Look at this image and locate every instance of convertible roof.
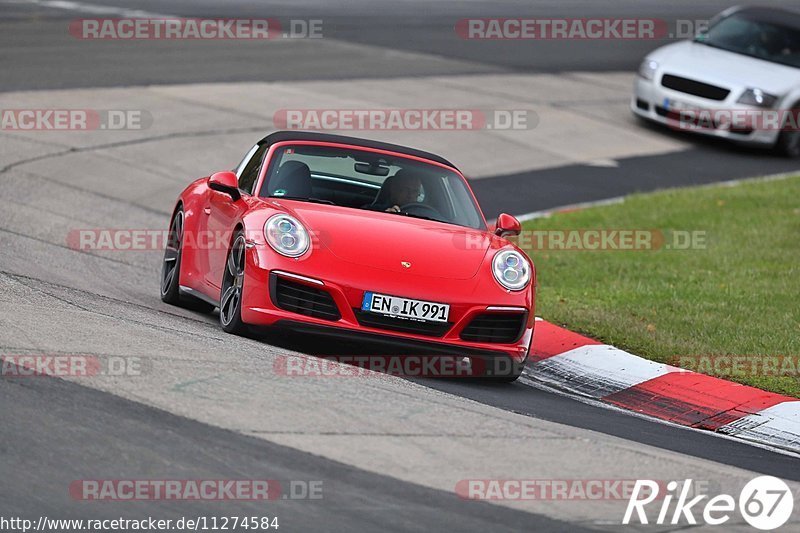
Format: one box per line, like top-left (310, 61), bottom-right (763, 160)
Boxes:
top-left (258, 131), bottom-right (457, 169)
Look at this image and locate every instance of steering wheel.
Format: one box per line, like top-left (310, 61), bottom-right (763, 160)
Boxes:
top-left (399, 202), bottom-right (444, 220)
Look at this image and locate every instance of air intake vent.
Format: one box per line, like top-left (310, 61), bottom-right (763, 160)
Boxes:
top-left (661, 74), bottom-right (730, 101)
top-left (460, 313), bottom-right (527, 343)
top-left (270, 274), bottom-right (340, 321)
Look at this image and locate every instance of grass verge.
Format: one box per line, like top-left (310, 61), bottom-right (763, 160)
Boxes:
top-left (522, 175), bottom-right (800, 397)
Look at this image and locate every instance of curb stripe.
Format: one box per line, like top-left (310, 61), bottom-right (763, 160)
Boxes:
top-left (534, 344), bottom-right (674, 398)
top-left (529, 320), bottom-right (600, 361)
top-left (603, 372), bottom-right (794, 430)
top-left (530, 320), bottom-right (800, 453)
top-left (717, 401), bottom-right (800, 450)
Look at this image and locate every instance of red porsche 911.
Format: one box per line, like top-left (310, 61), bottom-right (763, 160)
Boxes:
top-left (160, 132), bottom-right (535, 381)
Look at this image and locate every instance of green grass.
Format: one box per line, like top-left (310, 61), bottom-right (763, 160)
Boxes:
top-left (522, 175), bottom-right (800, 397)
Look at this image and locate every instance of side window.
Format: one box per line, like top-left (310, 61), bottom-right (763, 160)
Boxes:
top-left (236, 144), bottom-right (268, 194)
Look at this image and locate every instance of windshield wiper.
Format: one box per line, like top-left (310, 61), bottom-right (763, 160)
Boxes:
top-left (270, 196), bottom-right (336, 205)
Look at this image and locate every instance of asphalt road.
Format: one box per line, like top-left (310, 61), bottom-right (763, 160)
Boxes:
top-left (0, 0), bottom-right (797, 90)
top-left (0, 370), bottom-right (580, 532)
top-left (3, 0), bottom-right (798, 210)
top-left (282, 332), bottom-right (800, 481)
top-left (473, 138), bottom-right (800, 219)
top-left (2, 1), bottom-right (799, 531)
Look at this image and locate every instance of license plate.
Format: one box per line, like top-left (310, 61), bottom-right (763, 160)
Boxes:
top-left (663, 98), bottom-right (696, 112)
top-left (361, 292), bottom-right (450, 323)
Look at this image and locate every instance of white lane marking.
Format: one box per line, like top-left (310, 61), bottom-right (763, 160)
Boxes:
top-left (14, 0), bottom-right (174, 18)
top-left (718, 401), bottom-right (800, 451)
top-left (531, 344), bottom-right (675, 398)
top-left (585, 158), bottom-right (619, 168)
top-left (516, 196), bottom-right (625, 223)
top-left (518, 373), bottom-right (800, 459)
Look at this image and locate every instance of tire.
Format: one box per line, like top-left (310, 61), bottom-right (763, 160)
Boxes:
top-left (776, 130), bottom-right (800, 158)
top-left (219, 231), bottom-right (249, 335)
top-left (776, 106), bottom-right (800, 158)
top-left (160, 207), bottom-right (216, 313)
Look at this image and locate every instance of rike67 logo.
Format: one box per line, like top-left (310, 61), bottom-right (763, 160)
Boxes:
top-left (623, 476), bottom-right (794, 530)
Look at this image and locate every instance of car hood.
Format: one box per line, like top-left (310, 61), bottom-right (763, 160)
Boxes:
top-left (650, 40), bottom-right (800, 95)
top-left (280, 201), bottom-right (492, 280)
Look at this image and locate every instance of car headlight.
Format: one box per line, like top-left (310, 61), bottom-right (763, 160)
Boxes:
top-left (264, 214), bottom-right (310, 257)
top-left (637, 59), bottom-right (659, 80)
top-left (737, 88), bottom-right (778, 108)
top-left (492, 250), bottom-right (531, 291)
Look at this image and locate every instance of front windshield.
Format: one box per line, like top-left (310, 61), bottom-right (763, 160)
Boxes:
top-left (258, 144), bottom-right (486, 230)
top-left (697, 12), bottom-right (800, 68)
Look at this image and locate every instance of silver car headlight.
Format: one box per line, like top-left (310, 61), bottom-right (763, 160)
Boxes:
top-left (492, 250), bottom-right (531, 291)
top-left (637, 59), bottom-right (659, 80)
top-left (264, 214), bottom-right (310, 257)
top-left (737, 88), bottom-right (778, 108)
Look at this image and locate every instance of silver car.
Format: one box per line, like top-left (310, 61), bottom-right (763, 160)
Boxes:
top-left (632, 6), bottom-right (800, 156)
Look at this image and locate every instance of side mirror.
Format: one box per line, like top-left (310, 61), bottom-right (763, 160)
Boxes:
top-left (208, 171), bottom-right (241, 201)
top-left (495, 213), bottom-right (521, 237)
